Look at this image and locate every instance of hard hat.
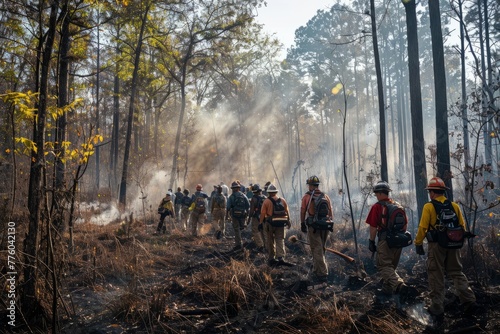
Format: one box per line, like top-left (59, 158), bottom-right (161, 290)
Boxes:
top-left (251, 184), bottom-right (261, 192)
top-left (425, 177), bottom-right (448, 190)
top-left (373, 181), bottom-right (392, 193)
top-left (196, 184), bottom-right (202, 191)
top-left (230, 181), bottom-right (240, 188)
top-left (267, 184), bottom-right (278, 193)
top-left (306, 175), bottom-right (320, 185)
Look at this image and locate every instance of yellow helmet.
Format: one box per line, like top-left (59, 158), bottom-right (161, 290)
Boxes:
top-left (306, 175), bottom-right (320, 186)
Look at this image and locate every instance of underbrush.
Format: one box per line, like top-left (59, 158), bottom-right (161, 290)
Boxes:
top-left (3, 213), bottom-right (500, 333)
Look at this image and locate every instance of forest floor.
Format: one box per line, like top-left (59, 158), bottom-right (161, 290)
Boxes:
top-left (6, 218), bottom-right (500, 333)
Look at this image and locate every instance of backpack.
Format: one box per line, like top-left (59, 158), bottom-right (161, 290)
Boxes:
top-left (305, 191), bottom-right (334, 232)
top-left (194, 195), bottom-right (206, 214)
top-left (268, 197), bottom-right (288, 227)
top-left (428, 200), bottom-right (464, 249)
top-left (231, 193), bottom-right (247, 218)
top-left (181, 196), bottom-right (192, 207)
top-left (213, 193), bottom-right (225, 209)
top-left (378, 201), bottom-right (412, 248)
top-left (252, 195), bottom-right (266, 219)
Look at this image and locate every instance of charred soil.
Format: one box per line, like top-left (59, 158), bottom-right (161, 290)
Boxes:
top-left (4, 220), bottom-right (499, 334)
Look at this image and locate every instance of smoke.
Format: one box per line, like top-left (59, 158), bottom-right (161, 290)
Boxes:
top-left (74, 201), bottom-right (121, 226)
top-left (79, 71), bottom-right (417, 224)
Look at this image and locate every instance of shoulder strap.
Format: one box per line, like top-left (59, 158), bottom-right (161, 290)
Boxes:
top-left (305, 190), bottom-right (317, 217)
top-left (376, 200), bottom-right (390, 229)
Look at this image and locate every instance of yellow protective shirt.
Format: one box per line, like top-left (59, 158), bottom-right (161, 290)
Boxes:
top-left (159, 199), bottom-right (174, 213)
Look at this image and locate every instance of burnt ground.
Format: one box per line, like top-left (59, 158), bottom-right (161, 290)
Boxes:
top-left (7, 220), bottom-right (499, 333)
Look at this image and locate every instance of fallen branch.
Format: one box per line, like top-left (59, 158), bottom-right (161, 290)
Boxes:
top-left (288, 235), bottom-right (355, 264)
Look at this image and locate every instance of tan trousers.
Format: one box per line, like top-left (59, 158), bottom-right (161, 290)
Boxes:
top-left (180, 207), bottom-right (190, 230)
top-left (376, 239), bottom-right (404, 294)
top-left (265, 223), bottom-right (285, 260)
top-left (250, 216), bottom-right (265, 248)
top-left (427, 242), bottom-right (476, 313)
top-left (307, 229), bottom-right (329, 277)
top-left (231, 216), bottom-right (245, 247)
top-left (211, 208), bottom-right (226, 234)
top-left (190, 211), bottom-right (205, 236)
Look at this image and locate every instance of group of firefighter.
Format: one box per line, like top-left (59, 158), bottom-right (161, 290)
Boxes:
top-left (156, 175), bottom-right (478, 318)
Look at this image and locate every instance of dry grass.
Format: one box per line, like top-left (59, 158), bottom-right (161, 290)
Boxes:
top-left (353, 310), bottom-right (415, 334)
top-left (181, 258), bottom-right (273, 310)
top-left (278, 293), bottom-right (355, 333)
top-left (56, 215), bottom-right (500, 333)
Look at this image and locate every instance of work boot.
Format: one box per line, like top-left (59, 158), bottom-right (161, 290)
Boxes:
top-left (462, 301), bottom-right (478, 315)
top-left (427, 303), bottom-right (444, 317)
top-left (268, 258), bottom-right (279, 267)
top-left (396, 283), bottom-right (418, 303)
top-left (277, 258), bottom-right (295, 267)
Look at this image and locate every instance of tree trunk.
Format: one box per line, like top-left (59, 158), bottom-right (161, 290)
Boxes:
top-left (482, 0), bottom-right (495, 186)
top-left (110, 28), bottom-right (121, 193)
top-left (53, 0), bottom-right (69, 232)
top-left (429, 0), bottom-right (453, 199)
top-left (95, 8), bottom-right (101, 191)
top-left (370, 0), bottom-right (388, 182)
top-left (477, 0), bottom-right (489, 174)
top-left (119, 5), bottom-right (150, 206)
top-left (403, 0), bottom-right (428, 220)
top-left (169, 36), bottom-right (194, 190)
top-left (458, 0), bottom-right (471, 204)
top-left (23, 0), bottom-right (59, 321)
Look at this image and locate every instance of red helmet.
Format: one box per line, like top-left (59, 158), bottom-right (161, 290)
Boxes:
top-left (425, 177), bottom-right (448, 190)
top-left (196, 184), bottom-right (202, 191)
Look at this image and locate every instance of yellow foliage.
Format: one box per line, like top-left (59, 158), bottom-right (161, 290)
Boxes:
top-left (331, 83), bottom-right (343, 95)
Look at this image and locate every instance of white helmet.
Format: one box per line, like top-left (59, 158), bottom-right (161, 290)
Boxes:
top-left (267, 184), bottom-right (278, 193)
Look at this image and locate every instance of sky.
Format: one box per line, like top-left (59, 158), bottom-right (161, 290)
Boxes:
top-left (254, 0), bottom-right (335, 57)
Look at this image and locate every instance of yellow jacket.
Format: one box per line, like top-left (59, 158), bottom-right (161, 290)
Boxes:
top-left (159, 198), bottom-right (174, 214)
top-left (414, 195), bottom-right (466, 245)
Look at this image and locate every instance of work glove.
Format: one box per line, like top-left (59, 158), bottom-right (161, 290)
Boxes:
top-left (415, 244), bottom-right (425, 255)
top-left (368, 239), bottom-right (377, 253)
top-left (464, 231), bottom-right (476, 239)
top-left (286, 219), bottom-right (291, 229)
top-left (258, 223), bottom-right (263, 232)
top-left (300, 222), bottom-right (308, 233)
